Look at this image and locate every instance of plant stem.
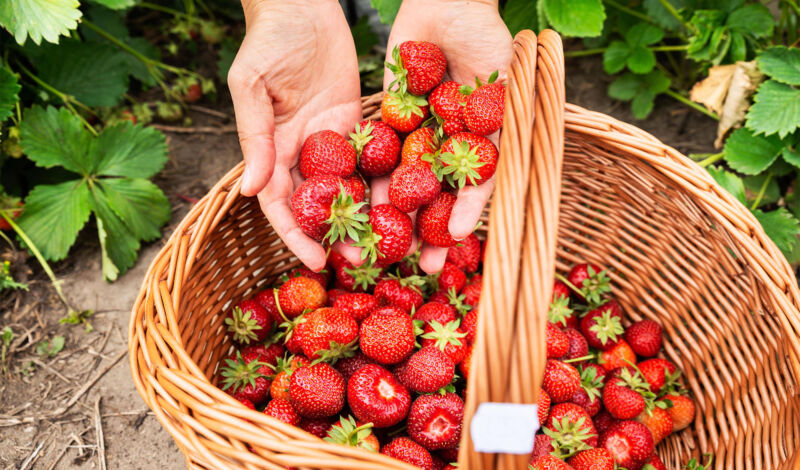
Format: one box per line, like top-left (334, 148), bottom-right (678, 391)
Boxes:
top-left (565, 44), bottom-right (688, 58)
top-left (751, 173), bottom-right (773, 210)
top-left (603, 0), bottom-right (653, 22)
top-left (786, 0), bottom-right (800, 17)
top-left (136, 1), bottom-right (188, 18)
top-left (697, 152), bottom-right (724, 167)
top-left (659, 0), bottom-right (695, 32)
top-left (664, 89), bottom-right (719, 120)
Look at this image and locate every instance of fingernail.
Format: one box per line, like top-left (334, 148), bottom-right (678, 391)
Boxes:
top-left (241, 166), bottom-right (251, 192)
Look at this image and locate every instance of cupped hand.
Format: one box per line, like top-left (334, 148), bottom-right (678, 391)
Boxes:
top-left (228, 0), bottom-right (363, 271)
top-left (380, 0), bottom-right (513, 273)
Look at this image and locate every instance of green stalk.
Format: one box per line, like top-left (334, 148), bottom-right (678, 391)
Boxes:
top-left (659, 0), bottom-right (695, 32)
top-left (603, 0), bottom-right (653, 22)
top-left (786, 0), bottom-right (800, 17)
top-left (697, 153), bottom-right (723, 167)
top-left (664, 89), bottom-right (719, 120)
top-left (750, 173), bottom-right (772, 210)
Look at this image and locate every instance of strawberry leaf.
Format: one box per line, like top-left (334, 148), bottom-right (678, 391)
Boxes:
top-left (0, 0), bottom-right (82, 45)
top-left (723, 128), bottom-right (782, 175)
top-left (642, 0), bottom-right (685, 31)
top-left (93, 121), bottom-right (168, 178)
top-left (19, 105), bottom-right (93, 174)
top-left (756, 46), bottom-right (800, 86)
top-left (706, 166), bottom-right (746, 205)
top-left (542, 0), bottom-right (605, 38)
top-left (96, 178), bottom-right (170, 242)
top-left (502, 0), bottom-right (538, 37)
top-left (752, 208), bottom-right (800, 258)
top-left (746, 80), bottom-right (800, 139)
top-left (0, 67), bottom-right (20, 123)
top-left (370, 0), bottom-right (401, 25)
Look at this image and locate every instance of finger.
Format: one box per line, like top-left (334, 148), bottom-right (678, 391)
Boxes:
top-left (419, 245), bottom-right (448, 274)
top-left (333, 240), bottom-right (366, 267)
top-left (256, 164), bottom-right (327, 272)
top-left (370, 176), bottom-right (391, 206)
top-left (406, 231), bottom-right (420, 257)
top-left (449, 178), bottom-right (495, 239)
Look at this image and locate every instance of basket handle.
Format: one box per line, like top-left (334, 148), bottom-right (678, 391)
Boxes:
top-left (458, 30), bottom-right (565, 470)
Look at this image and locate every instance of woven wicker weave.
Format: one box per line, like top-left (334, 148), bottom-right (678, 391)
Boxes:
top-left (130, 30), bottom-right (800, 470)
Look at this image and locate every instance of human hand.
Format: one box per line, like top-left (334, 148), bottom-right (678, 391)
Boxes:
top-left (379, 0), bottom-right (513, 273)
top-left (228, 0), bottom-right (363, 271)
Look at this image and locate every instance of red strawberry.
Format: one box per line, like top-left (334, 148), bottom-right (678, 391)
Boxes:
top-left (663, 394), bottom-right (695, 431)
top-left (381, 436), bottom-right (434, 469)
top-left (553, 281), bottom-right (571, 302)
top-left (542, 360), bottom-right (581, 403)
top-left (184, 83), bottom-right (202, 103)
top-left (299, 130), bottom-right (356, 179)
top-left (437, 133), bottom-right (498, 188)
top-left (599, 339), bottom-right (637, 371)
top-left (389, 163), bottom-right (441, 213)
top-left (445, 233), bottom-right (481, 273)
top-left (538, 389), bottom-right (551, 425)
top-left (264, 398), bottom-right (301, 425)
top-left (413, 302), bottom-right (457, 326)
top-left (299, 307), bottom-right (358, 361)
top-left (459, 344), bottom-right (472, 379)
top-left (381, 90), bottom-right (429, 133)
top-left (594, 409), bottom-right (618, 435)
top-left (401, 127), bottom-right (440, 166)
top-left (396, 346), bottom-right (455, 393)
top-left (461, 283), bottom-right (481, 309)
top-left (289, 362), bottom-right (345, 418)
top-left (435, 262), bottom-right (467, 294)
top-left (625, 320), bottom-right (663, 358)
top-left (286, 266), bottom-right (330, 288)
top-left (342, 175), bottom-right (366, 201)
top-left (300, 417), bottom-right (336, 438)
top-left (387, 41), bottom-right (446, 96)
top-left (566, 263), bottom-right (611, 306)
top-left (374, 276), bottom-right (425, 313)
top-left (636, 406), bottom-right (673, 444)
top-left (545, 403), bottom-right (599, 448)
top-left (225, 299), bottom-right (273, 345)
top-left (334, 351), bottom-right (376, 382)
top-left (252, 289), bottom-right (283, 324)
top-left (349, 120), bottom-right (400, 177)
top-left (220, 351), bottom-right (271, 405)
top-left (356, 204), bottom-right (413, 266)
top-left (567, 448), bottom-right (615, 470)
top-left (572, 365), bottom-right (604, 416)
top-left (561, 327), bottom-right (589, 364)
top-left (463, 77), bottom-right (505, 136)
top-left (548, 293), bottom-right (577, 329)
top-left (324, 415), bottom-right (380, 452)
top-left (282, 315), bottom-right (307, 355)
top-left (603, 367), bottom-right (652, 420)
top-left (347, 364), bottom-right (411, 428)
top-left (638, 358), bottom-right (680, 394)
top-left (238, 398), bottom-right (256, 410)
top-left (599, 420), bottom-right (655, 470)
top-left (326, 288), bottom-right (347, 305)
top-left (277, 276), bottom-right (328, 319)
top-left (429, 81), bottom-right (467, 136)
top-left (290, 175), bottom-right (367, 242)
top-left (241, 342), bottom-right (284, 370)
top-left (333, 292), bottom-right (378, 322)
top-left (529, 455), bottom-right (574, 470)
top-left (437, 447), bottom-right (459, 463)
top-left (571, 388), bottom-right (601, 417)
top-left (269, 355), bottom-right (309, 400)
top-left (329, 251), bottom-right (382, 292)
top-left (580, 301), bottom-right (624, 351)
top-left (420, 320), bottom-right (469, 364)
top-left (643, 454), bottom-right (668, 470)
top-left (359, 307), bottom-right (416, 364)
top-left (418, 192), bottom-right (457, 247)
top-left (546, 323), bottom-right (570, 359)
top-left (408, 392), bottom-right (464, 450)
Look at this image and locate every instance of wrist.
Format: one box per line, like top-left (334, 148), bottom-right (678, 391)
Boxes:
top-left (241, 0), bottom-right (340, 22)
top-left (402, 0), bottom-right (499, 7)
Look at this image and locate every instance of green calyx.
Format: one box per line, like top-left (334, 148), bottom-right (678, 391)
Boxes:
top-left (542, 416), bottom-right (596, 459)
top-left (224, 306), bottom-right (262, 344)
top-left (581, 266), bottom-right (612, 307)
top-left (401, 250), bottom-right (421, 275)
top-left (447, 287), bottom-right (473, 316)
top-left (413, 319), bottom-right (426, 348)
top-left (548, 295), bottom-right (574, 327)
top-left (353, 224), bottom-right (384, 265)
top-left (421, 320), bottom-right (467, 352)
top-left (458, 70), bottom-right (499, 97)
top-left (661, 367), bottom-right (685, 397)
top-left (312, 338), bottom-right (359, 366)
top-left (344, 261), bottom-right (382, 291)
top-left (276, 311), bottom-right (307, 346)
top-left (267, 353), bottom-right (296, 379)
top-left (616, 365), bottom-right (660, 414)
top-left (385, 45), bottom-right (408, 94)
top-left (588, 310), bottom-right (624, 345)
top-left (324, 415), bottom-right (377, 452)
top-left (385, 90), bottom-right (428, 119)
top-left (348, 121), bottom-right (375, 157)
top-left (438, 139), bottom-right (487, 188)
top-left (324, 184), bottom-right (369, 245)
top-left (683, 454), bottom-right (714, 470)
top-left (578, 365), bottom-right (604, 402)
top-left (220, 351), bottom-right (267, 393)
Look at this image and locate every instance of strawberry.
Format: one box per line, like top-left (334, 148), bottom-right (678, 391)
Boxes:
top-left (435, 262), bottom-right (467, 294)
top-left (599, 420), bottom-right (655, 470)
top-left (408, 392), bottom-right (464, 450)
top-left (603, 367), bottom-right (655, 420)
top-left (281, 313), bottom-right (307, 355)
top-left (220, 351), bottom-right (271, 405)
top-left (347, 363), bottom-right (411, 428)
top-left (374, 276), bottom-right (425, 313)
top-left (225, 299), bottom-right (273, 345)
top-left (529, 455), bottom-right (574, 470)
top-left (381, 90), bottom-right (429, 133)
top-left (359, 307), bottom-right (416, 364)
top-left (300, 417), bottom-right (336, 438)
top-left (349, 120), bottom-right (400, 177)
top-left (342, 175), bottom-right (366, 201)
top-left (420, 320), bottom-right (469, 364)
top-left (638, 358), bottom-right (680, 394)
top-left (326, 288), bottom-right (347, 305)
top-left (580, 301), bottom-right (624, 350)
top-left (593, 409), bottom-right (618, 435)
top-left (289, 362), bottom-right (345, 418)
top-left (333, 292), bottom-right (378, 322)
top-left (543, 360), bottom-right (581, 403)
top-left (546, 323), bottom-right (570, 359)
top-left (397, 346), bottom-right (455, 393)
top-left (329, 252), bottom-right (382, 292)
top-left (445, 233), bottom-right (481, 273)
top-left (299, 307), bottom-right (358, 361)
top-left (241, 342), bottom-right (284, 370)
top-left (0, 197), bottom-right (22, 231)
top-left (238, 398), bottom-right (256, 410)
top-left (561, 327), bottom-right (589, 364)
top-left (418, 192), bottom-right (458, 247)
top-left (269, 355), bottom-right (309, 400)
top-left (545, 403), bottom-right (599, 449)
top-left (437, 448), bottom-right (459, 463)
top-left (334, 351), bottom-right (375, 381)
top-left (599, 339), bottom-right (637, 371)
top-left (324, 415), bottom-right (380, 452)
top-left (381, 436), bottom-right (434, 469)
top-left (355, 204), bottom-right (413, 266)
top-left (290, 175), bottom-right (367, 242)
top-left (413, 302), bottom-right (457, 326)
top-left (549, 294), bottom-right (577, 330)
top-left (184, 83), bottom-right (202, 103)
top-left (566, 264), bottom-right (611, 306)
top-left (461, 282), bottom-right (481, 309)
top-left (553, 281), bottom-right (571, 302)
top-left (277, 276), bottom-right (327, 319)
top-left (460, 309), bottom-right (478, 345)
top-left (538, 389), bottom-right (552, 425)
top-left (636, 406), bottom-right (673, 444)
top-left (389, 163), bottom-right (441, 213)
top-left (286, 266), bottom-right (330, 288)
top-left (662, 394), bottom-right (695, 431)
top-left (625, 320), bottom-right (663, 358)
top-left (643, 454), bottom-right (668, 470)
top-left (462, 75), bottom-right (505, 136)
top-left (386, 41), bottom-right (446, 96)
top-left (572, 365), bottom-right (604, 416)
top-left (298, 130), bottom-right (357, 179)
top-left (459, 344), bottom-right (472, 379)
top-left (429, 81), bottom-right (467, 136)
top-left (402, 127), bottom-right (440, 167)
top-left (567, 448), bottom-right (615, 470)
top-left (437, 132), bottom-right (498, 188)
top-left (264, 397), bottom-right (301, 425)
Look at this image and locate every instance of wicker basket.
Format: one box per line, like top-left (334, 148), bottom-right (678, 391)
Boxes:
top-left (130, 30), bottom-right (800, 470)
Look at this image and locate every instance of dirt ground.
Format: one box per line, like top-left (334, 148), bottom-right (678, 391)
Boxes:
top-left (0, 56), bottom-right (717, 470)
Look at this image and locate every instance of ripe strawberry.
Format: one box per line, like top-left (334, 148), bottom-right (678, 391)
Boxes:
top-left (566, 264), bottom-right (611, 306)
top-left (603, 367), bottom-right (653, 420)
top-left (401, 127), bottom-right (440, 166)
top-left (643, 454), bottom-right (668, 470)
top-left (549, 294), bottom-right (577, 330)
top-left (538, 389), bottom-right (552, 426)
top-left (572, 365), bottom-right (604, 416)
top-left (329, 251), bottom-right (382, 292)
top-left (381, 436), bottom-right (434, 469)
top-left (461, 282), bottom-right (481, 309)
top-left (300, 417), bottom-right (336, 438)
top-left (568, 448), bottom-right (615, 470)
top-left (281, 314), bottom-right (307, 355)
top-left (334, 351), bottom-right (375, 381)
top-left (445, 233), bottom-right (481, 273)
top-left (299, 307), bottom-right (358, 361)
top-left (225, 299), bottom-right (273, 345)
top-left (600, 339), bottom-right (637, 372)
top-left (594, 409), bottom-right (618, 435)
top-left (374, 276), bottom-right (425, 313)
top-left (386, 41), bottom-right (446, 96)
top-left (342, 175), bottom-right (367, 201)
top-left (238, 398), bottom-right (256, 410)
top-left (333, 292), bottom-right (378, 322)
top-left (397, 346), bottom-right (455, 393)
top-left (264, 398), bottom-right (301, 425)
top-left (553, 281), bottom-right (571, 302)
top-left (324, 415), bottom-right (380, 452)
top-left (269, 355), bottom-right (309, 400)
top-left (418, 192), bottom-right (458, 247)
top-left (529, 432), bottom-right (556, 460)
top-left (289, 362), bottom-right (345, 418)
top-left (435, 262), bottom-right (467, 294)
top-left (408, 392), bottom-right (464, 450)
top-left (359, 307), bottom-right (416, 364)
top-left (389, 163), bottom-right (441, 213)
top-left (636, 407), bottom-right (673, 444)
top-left (347, 363), bottom-right (411, 428)
top-left (355, 204), bottom-right (413, 266)
top-left (546, 323), bottom-right (570, 359)
top-left (625, 320), bottom-right (663, 357)
top-left (437, 447), bottom-right (459, 463)
top-left (437, 133), bottom-right (498, 188)
top-left (286, 266), bottom-right (330, 288)
top-left (220, 351), bottom-right (271, 405)
top-left (429, 81), bottom-right (467, 136)
top-left (290, 175), bottom-right (367, 242)
top-left (545, 403), bottom-right (599, 448)
top-left (463, 77), bottom-right (505, 136)
top-left (298, 130), bottom-right (356, 179)
top-left (326, 288), bottom-right (347, 305)
top-left (349, 120), bottom-right (400, 177)
top-left (413, 302), bottom-right (457, 326)
top-left (420, 320), bottom-right (469, 364)
top-left (459, 344), bottom-right (472, 380)
top-left (381, 90), bottom-right (430, 133)
top-left (638, 358), bottom-right (680, 394)
top-left (599, 420), bottom-right (655, 469)
top-left (276, 276), bottom-right (328, 319)
top-left (580, 301), bottom-right (624, 351)
top-left (460, 307), bottom-right (477, 344)
top-left (184, 83), bottom-right (202, 103)
top-left (543, 360), bottom-right (581, 403)
top-left (529, 455), bottom-right (574, 470)
top-left (561, 327), bottom-right (589, 364)
top-left (663, 394), bottom-right (695, 431)
top-left (241, 342), bottom-right (284, 369)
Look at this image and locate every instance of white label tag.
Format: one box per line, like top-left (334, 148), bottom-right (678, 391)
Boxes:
top-left (470, 402), bottom-right (539, 454)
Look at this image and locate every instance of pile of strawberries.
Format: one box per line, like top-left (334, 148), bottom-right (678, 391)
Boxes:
top-left (531, 265), bottom-right (697, 470)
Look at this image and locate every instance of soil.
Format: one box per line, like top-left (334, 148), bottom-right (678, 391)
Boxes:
top-left (0, 56), bottom-right (716, 469)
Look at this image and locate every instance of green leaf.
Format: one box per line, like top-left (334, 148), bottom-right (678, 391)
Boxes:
top-left (15, 179), bottom-right (91, 261)
top-left (627, 46), bottom-right (656, 74)
top-left (351, 16), bottom-right (379, 56)
top-left (726, 3), bottom-right (773, 38)
top-left (752, 208), bottom-right (800, 258)
top-left (0, 0), bottom-right (82, 45)
top-left (543, 0), bottom-right (605, 38)
top-left (743, 173), bottom-right (780, 207)
top-left (723, 128), bottom-right (782, 174)
top-left (603, 40), bottom-right (630, 74)
top-left (125, 37), bottom-right (161, 87)
top-left (631, 90), bottom-right (657, 119)
top-left (707, 166), bottom-right (745, 204)
top-left (88, 0), bottom-right (137, 10)
top-left (624, 23), bottom-right (664, 46)
top-left (35, 40), bottom-right (128, 107)
top-left (607, 73), bottom-right (640, 100)
top-left (218, 37), bottom-right (240, 83)
top-left (36, 335), bottom-right (64, 357)
top-left (92, 122), bottom-right (168, 178)
top-left (19, 105), bottom-right (93, 175)
top-left (746, 80), bottom-right (800, 139)
top-left (0, 68), bottom-right (21, 123)
top-left (503, 0), bottom-right (538, 36)
top-left (643, 0), bottom-right (685, 31)
top-left (686, 10), bottom-right (725, 61)
top-left (97, 178), bottom-right (170, 242)
top-left (783, 147), bottom-right (800, 169)
top-left (370, 0), bottom-right (401, 25)
top-left (728, 32), bottom-right (746, 63)
top-left (757, 46), bottom-right (800, 86)
top-left (90, 186), bottom-right (141, 278)
top-left (608, 71), bottom-right (671, 119)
